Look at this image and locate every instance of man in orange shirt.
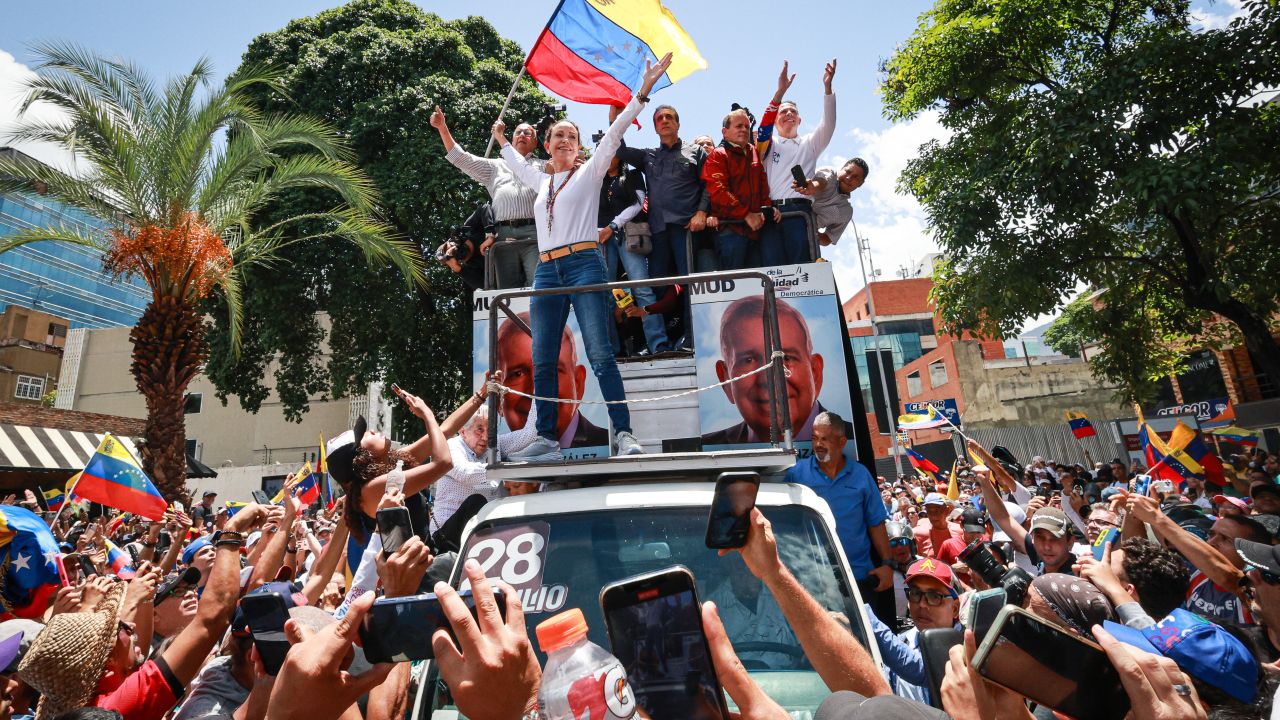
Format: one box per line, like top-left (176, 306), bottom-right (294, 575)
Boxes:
top-left (912, 493), bottom-right (963, 559)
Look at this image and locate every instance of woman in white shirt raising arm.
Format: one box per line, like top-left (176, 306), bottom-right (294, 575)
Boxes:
top-left (494, 53), bottom-right (673, 460)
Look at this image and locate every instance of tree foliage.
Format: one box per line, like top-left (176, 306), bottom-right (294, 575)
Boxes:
top-left (882, 0), bottom-right (1280, 402)
top-left (203, 0), bottom-right (552, 437)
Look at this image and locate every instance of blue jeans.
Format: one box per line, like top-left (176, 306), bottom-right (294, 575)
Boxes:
top-left (650, 226), bottom-right (694, 344)
top-left (777, 211), bottom-right (813, 264)
top-left (715, 228), bottom-right (755, 271)
top-left (531, 248), bottom-right (631, 440)
top-left (602, 231), bottom-right (669, 353)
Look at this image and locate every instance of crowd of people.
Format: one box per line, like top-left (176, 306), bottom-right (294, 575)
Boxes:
top-left (432, 57), bottom-right (868, 361)
top-left (0, 390), bottom-right (1275, 720)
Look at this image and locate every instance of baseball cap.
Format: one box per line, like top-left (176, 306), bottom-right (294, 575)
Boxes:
top-left (815, 690), bottom-right (949, 720)
top-left (326, 416), bottom-right (367, 488)
top-left (1028, 507), bottom-right (1070, 538)
top-left (905, 558), bottom-right (957, 597)
top-left (1236, 537), bottom-right (1280, 576)
top-left (959, 507), bottom-right (986, 534)
top-left (1102, 609), bottom-right (1258, 703)
top-left (181, 536), bottom-right (211, 565)
top-left (0, 619), bottom-right (43, 673)
top-left (1253, 514), bottom-right (1280, 541)
top-left (1213, 495), bottom-right (1249, 512)
top-left (202, 490), bottom-right (217, 498)
top-left (1251, 482), bottom-right (1280, 499)
top-left (922, 493), bottom-right (949, 507)
top-left (231, 582), bottom-right (309, 635)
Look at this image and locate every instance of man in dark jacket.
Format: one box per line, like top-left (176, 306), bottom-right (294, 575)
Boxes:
top-left (701, 108), bottom-right (781, 270)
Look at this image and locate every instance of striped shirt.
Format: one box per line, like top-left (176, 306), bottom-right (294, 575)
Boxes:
top-left (445, 144), bottom-right (545, 222)
top-left (429, 404), bottom-right (542, 533)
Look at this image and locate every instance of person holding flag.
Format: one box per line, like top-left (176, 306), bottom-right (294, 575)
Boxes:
top-left (494, 53), bottom-right (674, 461)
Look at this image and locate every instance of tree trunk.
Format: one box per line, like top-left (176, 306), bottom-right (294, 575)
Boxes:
top-left (1211, 300), bottom-right (1280, 398)
top-left (130, 295), bottom-right (207, 501)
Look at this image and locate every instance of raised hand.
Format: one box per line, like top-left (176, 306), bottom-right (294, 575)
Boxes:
top-left (638, 52), bottom-right (674, 97)
top-left (823, 58), bottom-right (837, 93)
top-left (429, 105), bottom-right (447, 131)
top-left (491, 119), bottom-right (508, 147)
top-left (776, 60), bottom-right (797, 101)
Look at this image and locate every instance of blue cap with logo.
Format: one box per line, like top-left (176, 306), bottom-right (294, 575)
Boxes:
top-left (1102, 608), bottom-right (1258, 703)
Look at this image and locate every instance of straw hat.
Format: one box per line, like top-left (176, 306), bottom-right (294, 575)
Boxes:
top-left (19, 581), bottom-right (126, 720)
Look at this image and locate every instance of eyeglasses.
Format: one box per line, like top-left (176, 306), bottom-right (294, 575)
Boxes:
top-left (906, 588), bottom-right (952, 606)
top-left (889, 538), bottom-right (913, 547)
top-left (512, 128), bottom-right (537, 137)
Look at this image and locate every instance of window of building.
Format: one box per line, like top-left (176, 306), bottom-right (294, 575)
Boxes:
top-left (185, 438), bottom-right (198, 459)
top-left (184, 393), bottom-right (202, 414)
top-left (929, 361), bottom-right (949, 388)
top-left (14, 375), bottom-right (43, 401)
top-left (47, 323), bottom-right (66, 338)
top-left (906, 371), bottom-right (922, 397)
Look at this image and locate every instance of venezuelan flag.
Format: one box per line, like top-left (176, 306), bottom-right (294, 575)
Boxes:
top-left (0, 505), bottom-right (62, 619)
top-left (526, 0), bottom-right (706, 107)
top-left (41, 488), bottom-right (64, 512)
top-left (103, 539), bottom-right (135, 579)
top-left (294, 473), bottom-right (321, 507)
top-left (272, 462), bottom-right (313, 504)
top-left (1138, 417), bottom-right (1202, 484)
top-left (1172, 421), bottom-right (1225, 487)
top-left (906, 448), bottom-right (941, 475)
top-left (1212, 425), bottom-right (1259, 448)
top-left (224, 501), bottom-right (248, 517)
top-left (899, 405), bottom-right (948, 430)
top-left (73, 434), bottom-right (167, 521)
top-left (1065, 411), bottom-right (1097, 439)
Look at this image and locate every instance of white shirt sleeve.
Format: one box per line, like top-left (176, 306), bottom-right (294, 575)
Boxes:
top-left (610, 190), bottom-right (645, 227)
top-left (582, 96), bottom-right (646, 186)
top-left (501, 144), bottom-right (548, 190)
top-left (1011, 482), bottom-right (1032, 507)
top-left (497, 401), bottom-right (540, 457)
top-left (805, 93), bottom-right (837, 161)
top-left (1061, 498), bottom-right (1089, 536)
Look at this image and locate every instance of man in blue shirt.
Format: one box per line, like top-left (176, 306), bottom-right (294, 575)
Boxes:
top-left (785, 411), bottom-right (893, 601)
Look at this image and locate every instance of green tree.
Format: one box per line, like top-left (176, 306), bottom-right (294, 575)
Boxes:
top-left (883, 0), bottom-right (1280, 402)
top-left (0, 44), bottom-right (417, 498)
top-left (204, 0), bottom-right (551, 438)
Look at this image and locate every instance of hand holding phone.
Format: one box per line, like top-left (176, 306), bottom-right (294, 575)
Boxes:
top-left (239, 591), bottom-right (291, 675)
top-left (376, 506), bottom-right (412, 556)
top-left (705, 472), bottom-right (760, 549)
top-left (359, 589), bottom-right (505, 662)
top-left (252, 490), bottom-right (271, 505)
top-left (789, 164), bottom-right (808, 188)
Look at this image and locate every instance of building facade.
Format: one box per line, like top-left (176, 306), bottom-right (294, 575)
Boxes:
top-left (0, 305), bottom-right (69, 405)
top-left (0, 147), bottom-right (149, 329)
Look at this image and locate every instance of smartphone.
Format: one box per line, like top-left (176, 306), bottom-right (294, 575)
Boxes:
top-left (1153, 479), bottom-right (1175, 496)
top-left (376, 506), bottom-right (413, 556)
top-left (1092, 527), bottom-right (1119, 561)
top-left (252, 490), bottom-right (270, 505)
top-left (964, 587), bottom-right (1007, 647)
top-left (359, 588), bottom-right (505, 663)
top-left (1132, 474), bottom-right (1152, 496)
top-left (919, 628), bottom-right (962, 710)
top-left (789, 164), bottom-right (807, 187)
top-left (239, 591), bottom-right (291, 675)
top-left (78, 554), bottom-right (97, 578)
top-left (390, 383), bottom-right (408, 401)
top-left (704, 472), bottom-right (759, 549)
top-left (600, 566), bottom-right (730, 720)
top-left (972, 606), bottom-right (1129, 720)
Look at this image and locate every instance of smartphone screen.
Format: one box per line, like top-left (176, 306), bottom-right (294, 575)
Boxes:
top-left (360, 589), bottom-right (504, 663)
top-left (601, 566), bottom-right (729, 720)
top-left (966, 588), bottom-right (1006, 646)
top-left (705, 472), bottom-right (759, 549)
top-left (240, 592), bottom-right (291, 675)
top-left (975, 608), bottom-right (1129, 720)
top-left (377, 507), bottom-right (413, 555)
top-left (1132, 474), bottom-right (1152, 496)
top-left (78, 554), bottom-right (97, 578)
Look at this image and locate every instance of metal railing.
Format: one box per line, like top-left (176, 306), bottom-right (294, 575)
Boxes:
top-left (483, 269), bottom-right (793, 464)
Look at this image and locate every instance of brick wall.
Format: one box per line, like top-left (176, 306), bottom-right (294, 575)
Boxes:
top-left (0, 401), bottom-right (144, 436)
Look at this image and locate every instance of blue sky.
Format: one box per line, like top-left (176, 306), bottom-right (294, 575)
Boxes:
top-left (0, 0), bottom-right (1246, 303)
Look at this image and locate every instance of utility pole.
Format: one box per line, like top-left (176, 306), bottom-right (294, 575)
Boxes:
top-left (853, 227), bottom-right (904, 477)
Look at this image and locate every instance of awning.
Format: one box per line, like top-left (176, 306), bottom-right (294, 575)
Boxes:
top-left (0, 423), bottom-right (141, 472)
top-left (187, 453), bottom-right (219, 479)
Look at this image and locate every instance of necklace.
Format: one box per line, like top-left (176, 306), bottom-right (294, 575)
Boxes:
top-left (545, 165), bottom-right (579, 234)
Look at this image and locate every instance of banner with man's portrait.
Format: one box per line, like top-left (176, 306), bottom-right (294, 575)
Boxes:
top-left (690, 263), bottom-right (856, 459)
top-left (472, 293), bottom-right (611, 460)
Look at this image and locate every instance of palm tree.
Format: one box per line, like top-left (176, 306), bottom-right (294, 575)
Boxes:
top-left (0, 44), bottom-right (423, 500)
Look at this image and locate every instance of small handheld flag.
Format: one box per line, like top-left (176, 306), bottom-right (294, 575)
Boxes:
top-left (1211, 426), bottom-right (1259, 448)
top-left (72, 434), bottom-right (167, 521)
top-left (1065, 411), bottom-right (1097, 440)
top-left (103, 539), bottom-right (135, 579)
top-left (905, 448), bottom-right (941, 475)
top-left (525, 0), bottom-right (706, 107)
top-left (224, 501), bottom-right (248, 517)
top-left (41, 488), bottom-right (64, 512)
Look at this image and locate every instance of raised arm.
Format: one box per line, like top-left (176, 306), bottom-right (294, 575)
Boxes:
top-left (584, 53), bottom-right (674, 182)
top-left (430, 105), bottom-right (459, 154)
top-left (971, 442), bottom-right (1029, 555)
top-left (302, 504), bottom-right (349, 606)
top-left (808, 59), bottom-right (838, 154)
top-left (1129, 494), bottom-right (1245, 595)
top-left (494, 120), bottom-right (547, 190)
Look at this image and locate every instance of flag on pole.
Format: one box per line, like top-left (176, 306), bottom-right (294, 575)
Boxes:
top-left (41, 488), bottom-right (64, 512)
top-left (525, 0), bottom-right (706, 107)
top-left (73, 434), bottom-right (167, 521)
top-left (898, 405), bottom-right (948, 430)
top-left (1065, 411), bottom-right (1098, 439)
top-left (1171, 421), bottom-right (1226, 487)
top-left (946, 459), bottom-right (961, 501)
top-left (1211, 426), bottom-right (1259, 447)
top-left (1138, 414), bottom-right (1204, 484)
top-left (905, 448), bottom-right (941, 475)
top-left (318, 433), bottom-right (331, 509)
top-left (103, 539), bottom-right (135, 579)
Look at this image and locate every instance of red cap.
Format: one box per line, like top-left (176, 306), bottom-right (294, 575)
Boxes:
top-left (536, 608), bottom-right (589, 653)
top-left (905, 557), bottom-right (955, 589)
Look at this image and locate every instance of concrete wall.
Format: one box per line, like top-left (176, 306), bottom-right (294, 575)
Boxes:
top-left (58, 324), bottom-right (363, 499)
top-left (951, 341), bottom-right (1129, 427)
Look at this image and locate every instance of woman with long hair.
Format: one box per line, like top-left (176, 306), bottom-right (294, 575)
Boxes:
top-left (495, 53), bottom-right (673, 461)
top-left (327, 390), bottom-right (452, 544)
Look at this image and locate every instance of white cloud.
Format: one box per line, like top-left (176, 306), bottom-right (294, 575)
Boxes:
top-left (817, 110), bottom-right (951, 299)
top-left (0, 48), bottom-right (79, 172)
top-left (1191, 0), bottom-right (1246, 30)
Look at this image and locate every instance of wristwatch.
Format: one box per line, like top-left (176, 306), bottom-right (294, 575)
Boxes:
top-left (211, 530), bottom-right (245, 549)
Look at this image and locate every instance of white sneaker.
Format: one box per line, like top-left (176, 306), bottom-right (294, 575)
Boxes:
top-left (615, 431), bottom-right (644, 456)
top-left (506, 436), bottom-right (563, 462)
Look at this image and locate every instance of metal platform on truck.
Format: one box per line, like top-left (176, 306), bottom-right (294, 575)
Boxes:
top-left (486, 446), bottom-right (797, 483)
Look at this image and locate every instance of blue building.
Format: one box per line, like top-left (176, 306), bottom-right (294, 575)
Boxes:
top-left (0, 148), bottom-right (148, 329)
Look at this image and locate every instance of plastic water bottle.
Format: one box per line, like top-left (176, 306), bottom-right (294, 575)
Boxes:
top-left (535, 608), bottom-right (638, 720)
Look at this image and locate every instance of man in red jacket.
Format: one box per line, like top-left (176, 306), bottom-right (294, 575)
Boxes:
top-left (701, 108), bottom-right (781, 270)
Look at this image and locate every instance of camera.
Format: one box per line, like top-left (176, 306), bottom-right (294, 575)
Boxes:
top-left (536, 102), bottom-right (569, 139)
top-left (432, 225), bottom-right (471, 263)
top-left (959, 540), bottom-right (1032, 606)
top-left (591, 129), bottom-right (606, 145)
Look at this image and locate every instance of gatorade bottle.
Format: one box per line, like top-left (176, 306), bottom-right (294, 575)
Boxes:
top-left (535, 608), bottom-right (639, 720)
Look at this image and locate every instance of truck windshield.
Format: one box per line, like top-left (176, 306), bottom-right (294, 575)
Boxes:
top-left (421, 503), bottom-right (870, 716)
